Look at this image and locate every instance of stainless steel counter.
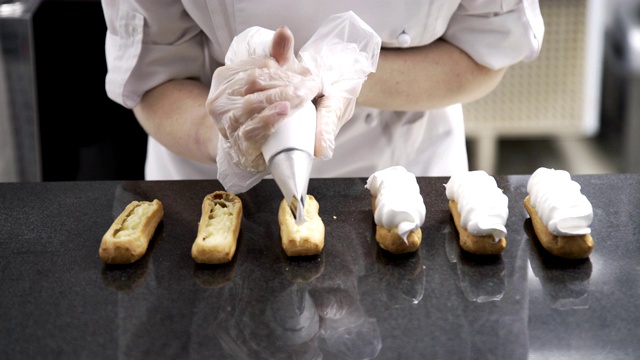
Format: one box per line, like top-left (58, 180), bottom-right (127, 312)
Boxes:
top-left (0, 174), bottom-right (638, 359)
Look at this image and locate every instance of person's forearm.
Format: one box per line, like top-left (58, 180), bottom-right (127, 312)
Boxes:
top-left (358, 39), bottom-right (507, 111)
top-left (133, 79), bottom-right (218, 164)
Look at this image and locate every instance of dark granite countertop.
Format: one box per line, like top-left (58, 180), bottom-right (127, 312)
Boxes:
top-left (0, 174), bottom-right (639, 359)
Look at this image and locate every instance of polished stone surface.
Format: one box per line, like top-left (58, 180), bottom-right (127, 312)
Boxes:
top-left (1, 174), bottom-right (639, 359)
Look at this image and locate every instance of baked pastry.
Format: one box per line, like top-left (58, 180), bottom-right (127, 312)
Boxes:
top-left (524, 167), bottom-right (594, 259)
top-left (279, 195), bottom-right (325, 257)
top-left (365, 166), bottom-right (425, 254)
top-left (444, 170), bottom-right (508, 255)
top-left (100, 199), bottom-right (164, 264)
top-left (192, 191), bottom-right (243, 264)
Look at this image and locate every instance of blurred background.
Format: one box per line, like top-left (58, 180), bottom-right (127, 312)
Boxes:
top-left (0, 0), bottom-right (638, 182)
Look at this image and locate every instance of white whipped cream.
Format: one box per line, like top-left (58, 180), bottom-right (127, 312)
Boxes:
top-left (365, 166), bottom-right (426, 241)
top-left (444, 170), bottom-right (508, 241)
top-left (527, 167), bottom-right (593, 236)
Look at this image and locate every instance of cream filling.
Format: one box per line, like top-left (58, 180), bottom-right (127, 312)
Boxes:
top-left (366, 166), bottom-right (426, 241)
top-left (527, 167), bottom-right (592, 236)
top-left (445, 170), bottom-right (508, 241)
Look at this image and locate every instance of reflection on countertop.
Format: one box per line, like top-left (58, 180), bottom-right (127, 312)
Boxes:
top-left (1, 175), bottom-right (640, 359)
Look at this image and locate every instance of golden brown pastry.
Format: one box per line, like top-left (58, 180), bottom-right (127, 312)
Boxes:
top-left (279, 195), bottom-right (325, 257)
top-left (100, 199), bottom-right (164, 264)
top-left (371, 197), bottom-right (422, 254)
top-left (444, 170), bottom-right (508, 255)
top-left (524, 196), bottom-right (593, 259)
top-left (524, 167), bottom-right (594, 259)
top-left (365, 166), bottom-right (425, 255)
top-left (374, 226), bottom-right (422, 255)
top-left (448, 200), bottom-right (507, 255)
top-left (192, 191), bottom-right (243, 264)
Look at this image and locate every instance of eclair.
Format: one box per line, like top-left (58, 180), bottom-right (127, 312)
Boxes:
top-left (365, 166), bottom-right (425, 254)
top-left (279, 194), bottom-right (325, 257)
top-left (192, 191), bottom-right (243, 264)
top-left (100, 199), bottom-right (164, 264)
top-left (524, 167), bottom-right (594, 259)
top-left (444, 171), bottom-right (508, 255)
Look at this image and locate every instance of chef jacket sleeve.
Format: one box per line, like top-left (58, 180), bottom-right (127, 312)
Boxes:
top-left (442, 0), bottom-right (545, 70)
top-left (103, 0), bottom-right (206, 109)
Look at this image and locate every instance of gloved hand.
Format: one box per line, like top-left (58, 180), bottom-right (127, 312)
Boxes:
top-left (270, 27), bottom-right (357, 161)
top-left (295, 11), bottom-right (380, 161)
top-left (314, 95), bottom-right (357, 160)
top-left (206, 27), bottom-right (319, 172)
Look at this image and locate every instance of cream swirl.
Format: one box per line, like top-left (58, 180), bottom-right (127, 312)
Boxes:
top-left (365, 166), bottom-right (426, 241)
top-left (527, 167), bottom-right (593, 236)
top-left (444, 170), bottom-right (508, 241)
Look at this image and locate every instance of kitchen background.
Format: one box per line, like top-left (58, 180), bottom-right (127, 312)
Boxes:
top-left (0, 0), bottom-right (637, 182)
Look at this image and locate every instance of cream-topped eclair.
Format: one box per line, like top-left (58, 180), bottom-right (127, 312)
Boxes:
top-left (524, 167), bottom-right (594, 259)
top-left (445, 170), bottom-right (508, 255)
top-left (365, 166), bottom-right (425, 254)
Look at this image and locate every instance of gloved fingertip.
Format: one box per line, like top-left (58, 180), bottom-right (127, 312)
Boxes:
top-left (314, 136), bottom-right (335, 160)
top-left (274, 102), bottom-right (290, 115)
top-left (271, 27), bottom-right (295, 66)
top-left (317, 147), bottom-right (334, 160)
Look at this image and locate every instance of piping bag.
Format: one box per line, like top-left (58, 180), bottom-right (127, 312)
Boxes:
top-left (217, 11), bottom-right (381, 224)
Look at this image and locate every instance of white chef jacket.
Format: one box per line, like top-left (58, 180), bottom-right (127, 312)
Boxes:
top-left (103, 0), bottom-right (544, 180)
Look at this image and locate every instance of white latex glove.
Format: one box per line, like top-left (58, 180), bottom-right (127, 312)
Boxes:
top-left (206, 27), bottom-right (319, 173)
top-left (296, 11), bottom-right (381, 160)
top-left (314, 95), bottom-right (356, 160)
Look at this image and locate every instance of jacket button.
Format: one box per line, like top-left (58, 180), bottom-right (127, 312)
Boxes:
top-left (364, 113), bottom-right (377, 126)
top-left (397, 31), bottom-right (411, 47)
